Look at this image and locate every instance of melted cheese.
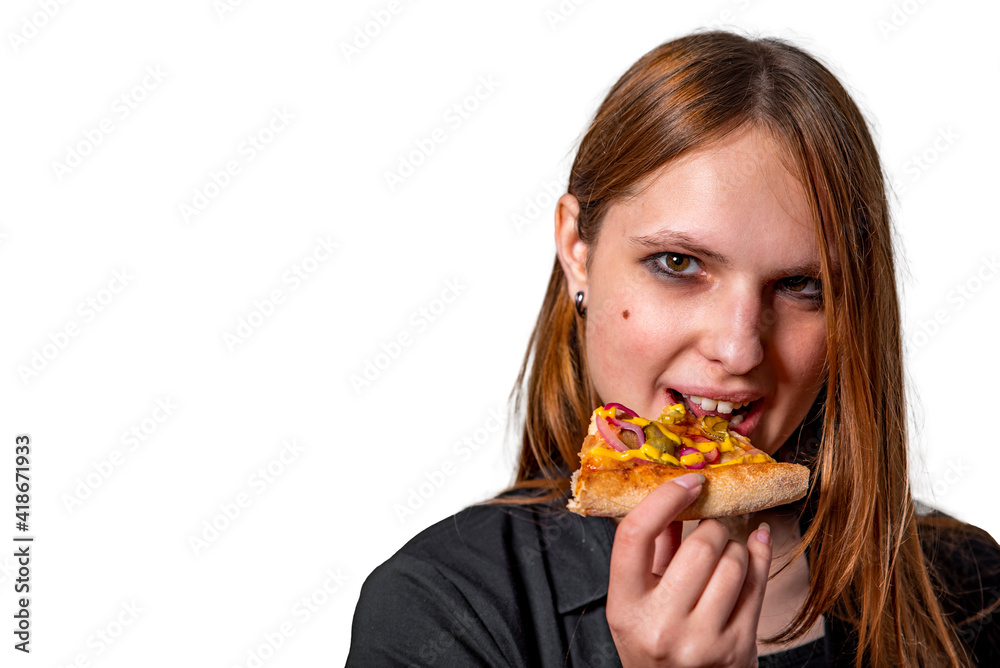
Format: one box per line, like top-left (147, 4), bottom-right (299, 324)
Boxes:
top-left (591, 445), bottom-right (648, 462)
top-left (679, 451), bottom-right (705, 467)
top-left (645, 421), bottom-right (682, 445)
top-left (640, 444), bottom-right (663, 460)
top-left (589, 403), bottom-right (772, 471)
top-left (595, 406), bottom-right (616, 420)
top-left (590, 445), bottom-right (681, 467)
top-left (709, 455), bottom-right (745, 467)
top-left (707, 452), bottom-right (772, 467)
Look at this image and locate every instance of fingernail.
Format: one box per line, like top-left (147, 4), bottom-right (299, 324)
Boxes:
top-left (673, 473), bottom-right (705, 490)
top-left (755, 522), bottom-right (771, 545)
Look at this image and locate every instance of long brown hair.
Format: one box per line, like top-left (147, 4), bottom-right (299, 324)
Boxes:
top-left (505, 30), bottom-right (972, 666)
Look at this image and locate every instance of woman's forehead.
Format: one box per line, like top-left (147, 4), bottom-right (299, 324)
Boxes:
top-left (598, 130), bottom-right (820, 271)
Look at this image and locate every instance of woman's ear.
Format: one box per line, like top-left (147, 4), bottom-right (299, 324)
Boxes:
top-left (554, 193), bottom-right (588, 297)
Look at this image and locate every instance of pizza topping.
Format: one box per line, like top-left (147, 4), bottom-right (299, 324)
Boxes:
top-left (641, 443), bottom-right (680, 464)
top-left (586, 402), bottom-right (776, 469)
top-left (589, 444), bottom-right (682, 466)
top-left (712, 452), bottom-right (771, 466)
top-left (700, 415), bottom-right (729, 442)
top-left (659, 403), bottom-right (687, 424)
top-left (595, 416), bottom-right (629, 452)
top-left (645, 446), bottom-right (680, 465)
top-left (608, 417), bottom-right (646, 449)
top-left (644, 421), bottom-right (682, 445)
top-left (589, 445), bottom-right (641, 461)
top-left (685, 440), bottom-right (720, 463)
top-left (678, 447), bottom-right (706, 469)
top-left (644, 437), bottom-right (677, 459)
top-left (603, 402), bottom-right (639, 418)
top-left (681, 437), bottom-right (713, 452)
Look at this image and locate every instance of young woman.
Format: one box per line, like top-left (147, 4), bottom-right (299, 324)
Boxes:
top-left (347, 31), bottom-right (1000, 667)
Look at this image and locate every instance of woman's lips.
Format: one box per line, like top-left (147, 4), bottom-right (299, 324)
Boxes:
top-left (665, 388), bottom-right (765, 438)
top-left (728, 399), bottom-right (763, 438)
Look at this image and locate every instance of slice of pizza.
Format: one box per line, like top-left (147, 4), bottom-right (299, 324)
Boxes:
top-left (567, 402), bottom-right (809, 520)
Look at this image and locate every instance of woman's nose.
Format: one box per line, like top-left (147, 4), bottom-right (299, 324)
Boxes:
top-left (698, 287), bottom-right (765, 376)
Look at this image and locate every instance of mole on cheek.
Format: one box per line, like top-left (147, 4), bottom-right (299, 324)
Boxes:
top-left (622, 309), bottom-right (630, 320)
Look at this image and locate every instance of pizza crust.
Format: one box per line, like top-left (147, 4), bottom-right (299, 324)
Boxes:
top-left (567, 460), bottom-right (809, 520)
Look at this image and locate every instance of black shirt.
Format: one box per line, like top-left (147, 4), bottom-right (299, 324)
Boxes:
top-left (347, 495), bottom-right (1000, 666)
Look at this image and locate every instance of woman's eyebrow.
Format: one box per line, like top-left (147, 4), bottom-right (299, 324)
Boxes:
top-left (626, 229), bottom-right (729, 266)
top-left (627, 229), bottom-right (823, 277)
top-left (781, 261), bottom-right (823, 277)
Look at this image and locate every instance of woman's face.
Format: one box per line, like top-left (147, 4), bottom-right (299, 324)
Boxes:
top-left (556, 128), bottom-right (827, 455)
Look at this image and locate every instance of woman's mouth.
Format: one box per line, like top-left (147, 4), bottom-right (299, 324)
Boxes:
top-left (665, 388), bottom-right (764, 437)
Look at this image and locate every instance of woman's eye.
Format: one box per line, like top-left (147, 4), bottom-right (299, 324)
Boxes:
top-left (780, 276), bottom-right (822, 296)
top-left (655, 253), bottom-right (701, 275)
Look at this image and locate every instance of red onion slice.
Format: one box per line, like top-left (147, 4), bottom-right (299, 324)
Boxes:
top-left (607, 417), bottom-right (645, 448)
top-left (596, 415), bottom-right (629, 452)
top-left (678, 446), bottom-right (706, 469)
top-left (603, 402), bottom-right (638, 418)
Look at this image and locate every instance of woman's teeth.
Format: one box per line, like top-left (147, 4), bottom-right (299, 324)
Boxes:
top-left (683, 394), bottom-right (751, 415)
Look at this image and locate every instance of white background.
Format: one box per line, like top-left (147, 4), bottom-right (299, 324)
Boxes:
top-left (1, 0), bottom-right (997, 665)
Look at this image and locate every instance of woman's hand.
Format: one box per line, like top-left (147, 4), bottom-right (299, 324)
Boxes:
top-left (607, 473), bottom-right (772, 667)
